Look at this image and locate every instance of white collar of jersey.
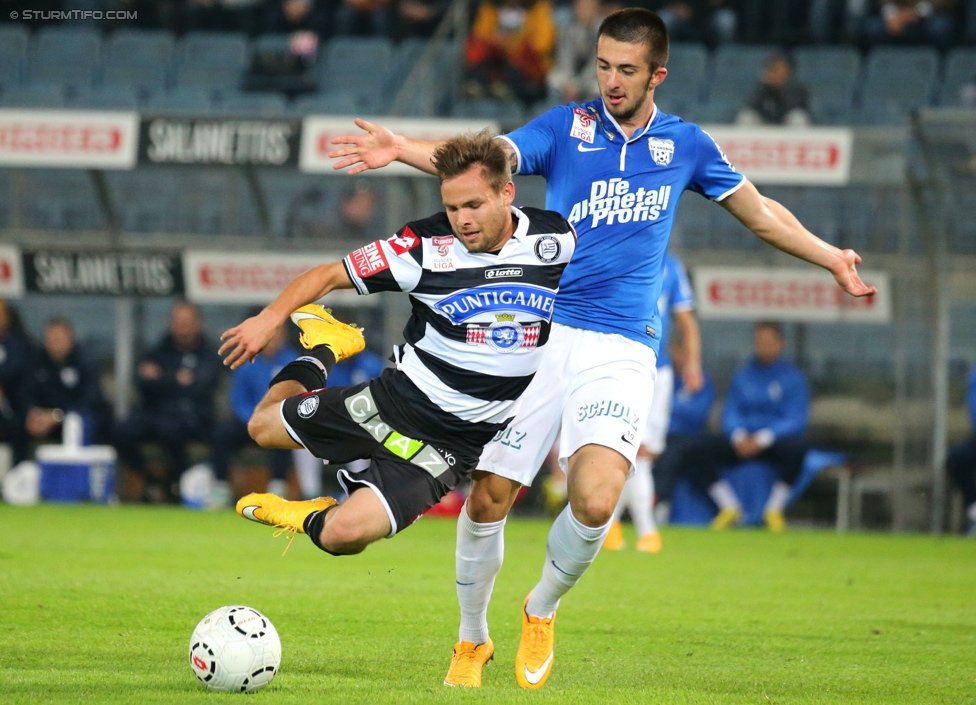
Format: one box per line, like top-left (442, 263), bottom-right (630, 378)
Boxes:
top-left (510, 206), bottom-right (529, 242)
top-left (599, 101), bottom-right (658, 144)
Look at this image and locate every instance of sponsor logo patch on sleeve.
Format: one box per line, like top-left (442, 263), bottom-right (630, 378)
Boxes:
top-left (571, 107), bottom-right (596, 144)
top-left (350, 241), bottom-right (390, 278)
top-left (388, 225), bottom-right (420, 255)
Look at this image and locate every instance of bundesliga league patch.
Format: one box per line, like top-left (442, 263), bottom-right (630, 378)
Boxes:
top-left (570, 107), bottom-right (597, 143)
top-left (431, 235), bottom-right (455, 272)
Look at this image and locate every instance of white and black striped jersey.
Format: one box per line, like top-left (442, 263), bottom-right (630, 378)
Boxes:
top-left (342, 205), bottom-right (576, 441)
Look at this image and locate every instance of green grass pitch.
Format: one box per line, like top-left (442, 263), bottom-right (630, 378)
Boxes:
top-left (1, 505), bottom-right (974, 704)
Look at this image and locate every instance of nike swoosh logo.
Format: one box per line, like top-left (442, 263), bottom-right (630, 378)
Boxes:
top-left (577, 144), bottom-right (606, 152)
top-left (621, 434), bottom-right (636, 446)
top-left (523, 652), bottom-right (554, 685)
top-left (240, 505), bottom-right (262, 523)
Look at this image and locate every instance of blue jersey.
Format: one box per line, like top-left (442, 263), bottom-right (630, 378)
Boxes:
top-left (503, 100), bottom-right (743, 353)
top-left (721, 357), bottom-right (809, 440)
top-left (655, 254), bottom-right (695, 368)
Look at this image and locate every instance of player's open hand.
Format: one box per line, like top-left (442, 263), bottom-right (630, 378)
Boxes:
top-left (219, 314), bottom-right (277, 370)
top-left (328, 118), bottom-right (398, 175)
top-left (832, 249), bottom-right (878, 298)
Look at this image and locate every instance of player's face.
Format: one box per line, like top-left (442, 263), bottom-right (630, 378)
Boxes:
top-left (596, 36), bottom-right (667, 127)
top-left (441, 166), bottom-right (516, 254)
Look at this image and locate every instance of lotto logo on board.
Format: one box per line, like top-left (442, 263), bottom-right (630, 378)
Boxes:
top-left (351, 242), bottom-right (389, 277)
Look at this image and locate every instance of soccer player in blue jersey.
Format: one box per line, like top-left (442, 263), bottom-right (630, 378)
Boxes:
top-left (604, 252), bottom-right (701, 554)
top-left (329, 8), bottom-right (876, 689)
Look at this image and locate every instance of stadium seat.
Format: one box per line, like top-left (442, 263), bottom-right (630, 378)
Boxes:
top-left (105, 29), bottom-right (175, 70)
top-left (145, 87), bottom-right (217, 115)
top-left (792, 46), bottom-right (860, 125)
top-left (658, 42), bottom-right (708, 115)
top-left (855, 46), bottom-right (939, 125)
top-left (938, 48), bottom-right (976, 107)
top-left (217, 91), bottom-right (288, 117)
top-left (175, 31), bottom-right (249, 91)
top-left (705, 44), bottom-right (778, 115)
top-left (70, 85), bottom-right (141, 110)
top-left (0, 25), bottom-right (29, 87)
top-left (29, 27), bottom-right (102, 88)
top-left (386, 39), bottom-right (462, 117)
top-left (949, 187), bottom-right (976, 254)
top-left (317, 37), bottom-right (394, 114)
top-left (0, 83), bottom-right (65, 108)
top-left (292, 90), bottom-right (362, 116)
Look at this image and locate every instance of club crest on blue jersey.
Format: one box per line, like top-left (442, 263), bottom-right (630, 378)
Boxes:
top-left (434, 283), bottom-right (556, 324)
top-left (648, 137), bottom-right (675, 166)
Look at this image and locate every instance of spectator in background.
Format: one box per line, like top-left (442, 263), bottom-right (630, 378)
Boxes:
top-left (464, 0), bottom-right (557, 106)
top-left (114, 302), bottom-right (223, 504)
top-left (947, 366), bottom-right (976, 537)
top-left (22, 318), bottom-right (110, 447)
top-left (263, 0), bottom-right (333, 40)
top-left (683, 321), bottom-right (809, 532)
top-left (336, 0), bottom-right (393, 36)
top-left (286, 180), bottom-right (379, 241)
top-left (859, 0), bottom-right (959, 50)
top-left (391, 0), bottom-right (450, 39)
top-left (736, 52), bottom-right (811, 127)
top-left (651, 335), bottom-right (715, 523)
top-left (207, 322), bottom-right (299, 507)
top-left (547, 0), bottom-right (613, 104)
top-left (0, 299), bottom-right (31, 465)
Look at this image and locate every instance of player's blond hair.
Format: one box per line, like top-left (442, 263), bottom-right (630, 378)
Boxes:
top-left (432, 130), bottom-right (511, 193)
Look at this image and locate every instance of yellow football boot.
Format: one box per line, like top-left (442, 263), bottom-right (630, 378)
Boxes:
top-left (515, 595), bottom-right (556, 689)
top-left (710, 507), bottom-right (741, 530)
top-left (443, 638), bottom-right (494, 688)
top-left (290, 304), bottom-right (365, 361)
top-left (602, 520), bottom-right (625, 551)
top-left (236, 492), bottom-right (338, 534)
top-left (635, 530), bottom-right (662, 554)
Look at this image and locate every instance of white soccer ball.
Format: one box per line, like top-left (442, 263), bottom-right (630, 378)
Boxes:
top-left (189, 605), bottom-right (282, 693)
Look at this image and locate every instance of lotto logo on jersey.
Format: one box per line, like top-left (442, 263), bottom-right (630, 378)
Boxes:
top-left (388, 226), bottom-right (420, 255)
top-left (350, 241), bottom-right (389, 277)
top-left (567, 178), bottom-right (672, 228)
top-left (570, 107), bottom-right (596, 144)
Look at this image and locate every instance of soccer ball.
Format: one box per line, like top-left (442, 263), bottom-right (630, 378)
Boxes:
top-left (189, 605), bottom-right (282, 693)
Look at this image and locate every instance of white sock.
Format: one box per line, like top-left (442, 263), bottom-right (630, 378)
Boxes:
top-left (967, 502), bottom-right (976, 522)
top-left (630, 457), bottom-right (656, 536)
top-left (764, 481), bottom-right (792, 514)
top-left (456, 502), bottom-right (506, 645)
top-left (525, 506), bottom-right (610, 619)
top-left (708, 479), bottom-right (741, 512)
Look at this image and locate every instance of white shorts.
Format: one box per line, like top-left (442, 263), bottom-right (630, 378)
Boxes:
top-left (478, 323), bottom-right (658, 486)
top-left (642, 364), bottom-right (674, 455)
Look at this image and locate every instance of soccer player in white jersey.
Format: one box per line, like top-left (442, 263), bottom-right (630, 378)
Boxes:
top-left (327, 9), bottom-right (876, 689)
top-left (604, 252), bottom-right (701, 554)
top-left (218, 131), bottom-right (575, 564)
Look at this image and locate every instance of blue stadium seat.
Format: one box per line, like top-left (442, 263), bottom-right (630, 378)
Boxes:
top-left (452, 97), bottom-right (525, 124)
top-left (0, 83), bottom-right (65, 108)
top-left (855, 46), bottom-right (939, 125)
top-left (0, 25), bottom-right (29, 86)
top-left (660, 42), bottom-right (708, 113)
top-left (145, 87), bottom-right (217, 115)
top-left (175, 31), bottom-right (249, 91)
top-left (938, 48), bottom-right (976, 107)
top-left (106, 29), bottom-right (176, 68)
top-left (705, 44), bottom-right (777, 110)
top-left (70, 85), bottom-right (141, 110)
top-left (23, 169), bottom-right (103, 230)
top-left (217, 91), bottom-right (288, 117)
top-left (317, 37), bottom-right (394, 113)
top-left (29, 28), bottom-right (102, 88)
top-left (292, 90), bottom-right (362, 116)
top-left (792, 46), bottom-right (860, 125)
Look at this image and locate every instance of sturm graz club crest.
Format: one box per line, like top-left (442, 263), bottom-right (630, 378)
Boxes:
top-left (534, 236), bottom-right (561, 263)
top-left (648, 137), bottom-right (675, 166)
top-left (485, 313), bottom-right (524, 354)
top-left (297, 395), bottom-right (319, 418)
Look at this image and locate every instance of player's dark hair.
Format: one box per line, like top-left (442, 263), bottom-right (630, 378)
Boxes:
top-left (432, 129), bottom-right (511, 193)
top-left (598, 8), bottom-right (670, 72)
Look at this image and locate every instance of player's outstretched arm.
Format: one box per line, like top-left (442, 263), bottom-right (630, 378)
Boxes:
top-left (327, 118), bottom-right (442, 176)
top-left (218, 262), bottom-right (353, 370)
top-left (721, 180), bottom-right (878, 298)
